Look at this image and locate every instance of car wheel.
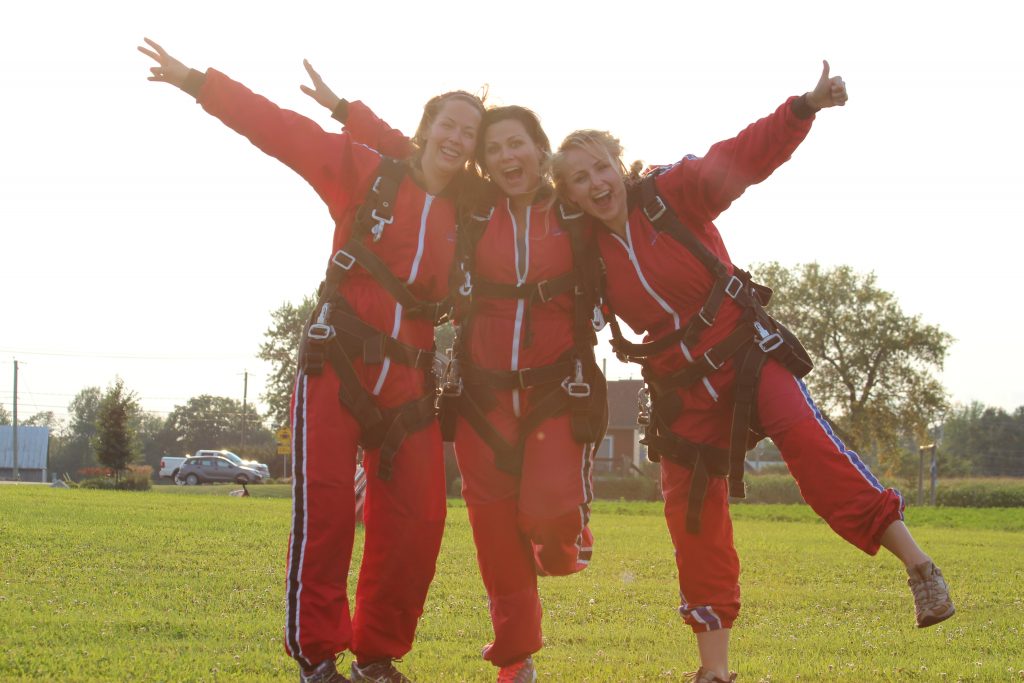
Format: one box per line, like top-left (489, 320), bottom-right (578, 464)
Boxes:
top-left (173, 471), bottom-right (184, 485)
top-left (185, 473), bottom-right (199, 486)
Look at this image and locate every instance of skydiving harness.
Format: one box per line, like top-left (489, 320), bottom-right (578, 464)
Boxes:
top-left (436, 197), bottom-right (609, 476)
top-left (299, 156), bottom-right (450, 481)
top-left (604, 171), bottom-right (813, 533)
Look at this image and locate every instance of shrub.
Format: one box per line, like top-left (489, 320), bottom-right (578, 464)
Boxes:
top-left (933, 478), bottom-right (1024, 508)
top-left (592, 475), bottom-right (661, 501)
top-left (79, 477), bottom-right (116, 489)
top-left (736, 474), bottom-right (806, 505)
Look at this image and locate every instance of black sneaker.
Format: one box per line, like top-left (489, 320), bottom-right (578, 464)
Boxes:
top-left (350, 659), bottom-right (411, 683)
top-left (300, 658), bottom-right (350, 683)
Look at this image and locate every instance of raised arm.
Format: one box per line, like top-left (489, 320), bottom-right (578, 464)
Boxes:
top-left (299, 61), bottom-right (415, 159)
top-left (657, 60), bottom-right (848, 225)
top-left (138, 38), bottom-right (377, 215)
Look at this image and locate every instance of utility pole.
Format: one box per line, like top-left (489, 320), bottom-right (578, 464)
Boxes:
top-left (12, 360), bottom-right (19, 481)
top-left (240, 369), bottom-right (248, 454)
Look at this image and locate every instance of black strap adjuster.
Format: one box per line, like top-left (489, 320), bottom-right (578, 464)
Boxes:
top-left (643, 195), bottom-right (667, 223)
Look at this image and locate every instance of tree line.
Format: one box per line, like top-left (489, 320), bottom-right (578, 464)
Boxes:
top-left (3, 261), bottom-right (1019, 480)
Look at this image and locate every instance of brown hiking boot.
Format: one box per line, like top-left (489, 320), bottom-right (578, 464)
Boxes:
top-left (684, 668), bottom-right (737, 682)
top-left (907, 560), bottom-right (955, 628)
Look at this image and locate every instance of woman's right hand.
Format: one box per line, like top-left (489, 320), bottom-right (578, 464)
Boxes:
top-left (300, 60), bottom-right (341, 112)
top-left (137, 38), bottom-right (189, 88)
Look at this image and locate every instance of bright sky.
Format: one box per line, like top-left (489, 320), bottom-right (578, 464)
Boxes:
top-left (2, 1), bottom-right (1021, 426)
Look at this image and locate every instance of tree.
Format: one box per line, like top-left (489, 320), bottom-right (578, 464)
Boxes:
top-left (258, 295), bottom-right (317, 428)
top-left (942, 402), bottom-right (1024, 477)
top-left (51, 386), bottom-right (103, 477)
top-left (0, 403), bottom-right (10, 425)
top-left (752, 262), bottom-right (953, 474)
top-left (91, 378), bottom-right (140, 479)
top-left (158, 394), bottom-right (274, 459)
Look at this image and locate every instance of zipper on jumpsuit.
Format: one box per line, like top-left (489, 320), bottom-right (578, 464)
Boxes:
top-left (510, 200), bottom-right (531, 418)
top-left (612, 220), bottom-right (719, 401)
top-left (372, 193), bottom-right (434, 395)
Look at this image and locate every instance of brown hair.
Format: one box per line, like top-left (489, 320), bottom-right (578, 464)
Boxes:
top-left (410, 90), bottom-right (487, 169)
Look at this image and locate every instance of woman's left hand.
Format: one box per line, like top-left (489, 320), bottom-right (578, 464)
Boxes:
top-left (806, 60), bottom-right (848, 110)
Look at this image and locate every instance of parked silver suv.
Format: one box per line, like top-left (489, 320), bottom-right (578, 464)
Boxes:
top-left (177, 455), bottom-right (266, 486)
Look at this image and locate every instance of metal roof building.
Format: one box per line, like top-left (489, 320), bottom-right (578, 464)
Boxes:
top-left (0, 426), bottom-right (50, 482)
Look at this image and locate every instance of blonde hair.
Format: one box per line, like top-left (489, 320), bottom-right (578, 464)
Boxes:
top-left (550, 129), bottom-right (643, 201)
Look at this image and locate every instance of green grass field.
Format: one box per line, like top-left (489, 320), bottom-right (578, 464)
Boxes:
top-left (1, 485), bottom-right (1021, 682)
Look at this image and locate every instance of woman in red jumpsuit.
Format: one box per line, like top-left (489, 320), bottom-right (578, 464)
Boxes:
top-left (550, 62), bottom-right (954, 682)
top-left (299, 67), bottom-right (603, 682)
top-left (140, 40), bottom-right (483, 683)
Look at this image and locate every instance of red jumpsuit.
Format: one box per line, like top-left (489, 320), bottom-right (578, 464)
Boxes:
top-left (191, 71), bottom-right (453, 668)
top-left (344, 101), bottom-right (596, 667)
top-left (596, 97), bottom-right (904, 633)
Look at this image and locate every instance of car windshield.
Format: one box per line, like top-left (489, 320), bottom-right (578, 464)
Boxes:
top-left (219, 451), bottom-right (242, 465)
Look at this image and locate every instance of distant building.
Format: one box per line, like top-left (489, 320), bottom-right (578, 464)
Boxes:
top-left (0, 425), bottom-right (50, 482)
top-left (598, 379), bottom-right (646, 475)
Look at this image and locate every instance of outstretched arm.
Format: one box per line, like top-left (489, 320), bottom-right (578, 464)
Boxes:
top-left (137, 38), bottom-right (379, 228)
top-left (659, 60), bottom-right (848, 225)
top-left (300, 61), bottom-right (414, 159)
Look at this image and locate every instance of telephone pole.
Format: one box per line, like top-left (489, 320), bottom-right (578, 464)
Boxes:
top-left (12, 360), bottom-right (19, 481)
top-left (240, 370), bottom-right (248, 454)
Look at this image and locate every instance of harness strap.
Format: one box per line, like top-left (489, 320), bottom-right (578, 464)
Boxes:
top-left (330, 308), bottom-right (435, 369)
top-left (469, 271), bottom-right (577, 304)
top-left (646, 323), bottom-right (755, 397)
top-left (462, 360), bottom-right (576, 392)
top-left (362, 393), bottom-right (438, 481)
top-left (728, 343), bottom-right (768, 499)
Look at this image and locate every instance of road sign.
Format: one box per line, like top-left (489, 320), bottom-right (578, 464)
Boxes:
top-left (275, 427), bottom-right (291, 456)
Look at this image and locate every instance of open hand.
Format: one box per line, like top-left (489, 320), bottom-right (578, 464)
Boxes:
top-left (137, 37), bottom-right (189, 88)
top-left (300, 60), bottom-right (341, 111)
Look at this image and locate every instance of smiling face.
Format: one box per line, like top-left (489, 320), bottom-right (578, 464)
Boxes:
top-left (558, 145), bottom-right (628, 231)
top-left (418, 98), bottom-right (482, 181)
top-left (483, 118), bottom-right (545, 200)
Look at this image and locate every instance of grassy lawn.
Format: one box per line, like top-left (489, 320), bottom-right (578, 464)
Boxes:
top-left (1, 485), bottom-right (1021, 682)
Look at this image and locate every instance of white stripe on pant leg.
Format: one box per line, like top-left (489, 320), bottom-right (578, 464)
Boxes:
top-left (285, 372), bottom-right (312, 668)
top-left (793, 375), bottom-right (885, 492)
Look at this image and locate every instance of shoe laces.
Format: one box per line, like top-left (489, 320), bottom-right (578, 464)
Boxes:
top-left (352, 659), bottom-right (409, 683)
top-left (908, 562), bottom-right (946, 606)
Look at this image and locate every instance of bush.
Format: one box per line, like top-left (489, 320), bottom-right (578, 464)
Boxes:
top-left (592, 475), bottom-right (661, 501)
top-left (933, 478), bottom-right (1024, 508)
top-left (736, 474), bottom-right (806, 505)
top-left (79, 477), bottom-right (116, 489)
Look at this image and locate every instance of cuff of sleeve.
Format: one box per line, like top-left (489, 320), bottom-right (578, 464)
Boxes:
top-left (790, 94), bottom-right (819, 120)
top-left (181, 68), bottom-right (206, 99)
top-left (331, 99), bottom-right (350, 124)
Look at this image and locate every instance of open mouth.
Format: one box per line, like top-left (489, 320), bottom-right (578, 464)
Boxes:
top-left (592, 189), bottom-right (612, 211)
top-left (440, 144), bottom-right (462, 162)
top-left (502, 165), bottom-right (524, 183)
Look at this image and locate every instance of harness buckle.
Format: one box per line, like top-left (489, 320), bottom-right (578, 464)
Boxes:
top-left (332, 249), bottom-right (356, 271)
top-left (591, 305), bottom-right (607, 332)
top-left (643, 195), bottom-right (667, 223)
top-left (307, 323), bottom-right (335, 341)
top-left (562, 359), bottom-right (591, 397)
top-left (370, 208), bottom-right (395, 242)
top-left (758, 333), bottom-right (784, 353)
top-left (562, 378), bottom-right (592, 398)
top-left (698, 307), bottom-right (714, 328)
top-left (536, 279), bottom-right (553, 303)
top-left (458, 268), bottom-right (473, 297)
top-left (637, 386), bottom-right (651, 426)
top-left (472, 206), bottom-right (495, 222)
top-left (703, 349), bottom-right (724, 371)
top-left (559, 203), bottom-right (584, 220)
top-left (725, 275), bottom-right (744, 299)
